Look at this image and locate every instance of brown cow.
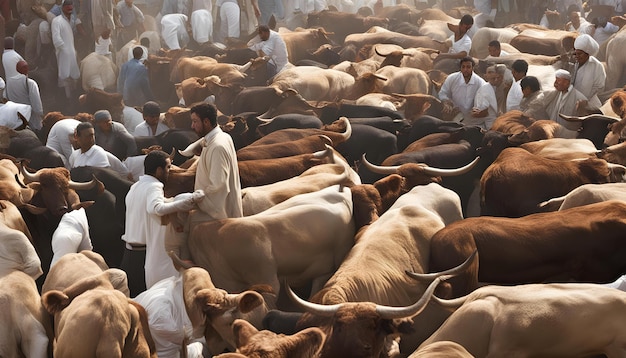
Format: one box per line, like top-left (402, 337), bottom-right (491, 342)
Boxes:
top-left (509, 29), bottom-right (577, 56)
top-left (280, 28), bottom-right (334, 64)
top-left (78, 88), bottom-right (124, 123)
top-left (237, 134), bottom-right (333, 161)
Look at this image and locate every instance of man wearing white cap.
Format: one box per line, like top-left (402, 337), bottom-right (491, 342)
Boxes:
top-left (543, 69), bottom-right (588, 138)
top-left (572, 34), bottom-right (605, 108)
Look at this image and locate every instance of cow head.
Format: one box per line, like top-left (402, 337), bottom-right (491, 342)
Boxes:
top-left (226, 319), bottom-right (325, 358)
top-left (392, 93), bottom-right (442, 123)
top-left (78, 88), bottom-right (124, 123)
top-left (0, 126), bottom-right (17, 153)
top-left (20, 162), bottom-right (104, 217)
top-left (292, 277), bottom-right (446, 358)
top-left (0, 159), bottom-right (39, 208)
top-left (307, 44), bottom-right (342, 66)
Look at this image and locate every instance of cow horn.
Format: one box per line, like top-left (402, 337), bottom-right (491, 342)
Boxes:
top-left (361, 154), bottom-right (399, 174)
top-left (430, 292), bottom-right (469, 310)
top-left (256, 116), bottom-right (274, 124)
top-left (375, 276), bottom-right (450, 319)
top-left (178, 137), bottom-right (205, 157)
top-left (19, 161), bottom-right (40, 183)
top-left (374, 46), bottom-right (390, 57)
top-left (312, 145), bottom-right (333, 159)
top-left (68, 174), bottom-right (103, 192)
top-left (169, 148), bottom-right (176, 161)
top-left (285, 283), bottom-right (343, 317)
top-left (372, 74), bottom-right (388, 81)
top-left (318, 134), bottom-right (333, 147)
top-left (419, 156), bottom-right (480, 177)
top-left (338, 117), bottom-right (352, 141)
top-left (238, 61), bottom-right (252, 73)
top-left (405, 251), bottom-right (477, 281)
top-left (558, 113), bottom-right (595, 122)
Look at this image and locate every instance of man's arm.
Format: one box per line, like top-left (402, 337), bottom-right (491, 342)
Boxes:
top-left (115, 123), bottom-right (138, 158)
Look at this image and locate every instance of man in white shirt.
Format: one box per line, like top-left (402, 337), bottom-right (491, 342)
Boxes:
top-left (134, 101), bottom-right (169, 136)
top-left (46, 117), bottom-right (81, 169)
top-left (438, 57), bottom-right (487, 123)
top-left (160, 13), bottom-right (190, 50)
top-left (506, 59), bottom-right (528, 112)
top-left (472, 64), bottom-right (505, 129)
top-left (247, 25), bottom-right (289, 78)
top-left (69, 122), bottom-right (110, 168)
top-left (2, 37), bottom-right (24, 81)
top-left (216, 0), bottom-right (240, 43)
top-left (590, 16), bottom-right (619, 45)
top-left (543, 69), bottom-right (589, 137)
top-left (433, 14), bottom-right (473, 63)
top-left (4, 61), bottom-right (44, 130)
top-left (487, 40), bottom-right (509, 57)
top-left (572, 34), bottom-right (605, 108)
top-left (121, 150), bottom-right (204, 296)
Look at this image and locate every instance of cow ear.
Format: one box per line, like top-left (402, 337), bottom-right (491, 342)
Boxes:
top-left (41, 290), bottom-right (71, 315)
top-left (232, 319), bottom-right (258, 348)
top-left (288, 327), bottom-right (326, 357)
top-left (237, 291), bottom-right (264, 314)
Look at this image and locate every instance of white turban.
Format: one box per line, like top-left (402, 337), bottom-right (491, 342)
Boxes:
top-left (554, 69), bottom-right (571, 80)
top-left (574, 34), bottom-right (599, 57)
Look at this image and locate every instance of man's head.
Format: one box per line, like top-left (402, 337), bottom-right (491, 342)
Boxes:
top-left (94, 109), bottom-right (113, 133)
top-left (74, 122), bottom-right (95, 152)
top-left (487, 40), bottom-right (501, 57)
top-left (142, 101), bottom-right (161, 128)
top-left (258, 25), bottom-right (271, 41)
top-left (61, 0), bottom-right (73, 16)
top-left (124, 0), bottom-right (133, 6)
top-left (553, 69), bottom-right (572, 92)
top-left (520, 76), bottom-right (541, 97)
top-left (487, 64), bottom-right (505, 87)
top-left (459, 56), bottom-right (475, 79)
top-left (190, 103), bottom-right (218, 137)
top-left (4, 37), bottom-right (14, 50)
top-left (573, 34), bottom-right (599, 66)
top-left (459, 14), bottom-right (474, 35)
top-left (144, 150), bottom-right (171, 184)
top-left (16, 60), bottom-right (28, 76)
top-left (511, 59), bottom-right (528, 81)
top-left (132, 46), bottom-right (144, 60)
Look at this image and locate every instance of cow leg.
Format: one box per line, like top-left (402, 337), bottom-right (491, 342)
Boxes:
top-left (20, 319), bottom-right (49, 358)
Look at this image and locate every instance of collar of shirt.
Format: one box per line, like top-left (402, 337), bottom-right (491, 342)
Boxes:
top-left (203, 125), bottom-right (223, 144)
top-left (137, 174), bottom-right (163, 187)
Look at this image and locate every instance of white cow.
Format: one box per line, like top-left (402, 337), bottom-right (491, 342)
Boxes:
top-left (79, 52), bottom-right (118, 92)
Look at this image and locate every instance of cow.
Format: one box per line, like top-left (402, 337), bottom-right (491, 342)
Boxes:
top-left (79, 52), bottom-right (118, 92)
top-left (374, 46), bottom-right (438, 71)
top-left (373, 66), bottom-right (431, 95)
top-left (0, 199), bottom-right (43, 280)
top-left (0, 158), bottom-right (38, 208)
top-left (420, 283), bottom-right (626, 358)
top-left (244, 117), bottom-right (352, 149)
top-left (135, 255), bottom-right (274, 356)
top-left (318, 102), bottom-right (405, 125)
top-left (213, 319), bottom-right (325, 358)
top-left (279, 28), bottom-right (334, 65)
top-left (426, 200), bottom-right (626, 298)
top-left (174, 56), bottom-right (251, 84)
top-left (519, 138), bottom-right (598, 160)
top-left (307, 10), bottom-right (389, 43)
top-left (237, 134), bottom-right (333, 161)
top-left (7, 129), bottom-right (66, 170)
top-left (293, 183), bottom-right (474, 356)
top-left (509, 28), bottom-right (577, 56)
top-left (41, 270), bottom-right (157, 357)
top-left (409, 341), bottom-right (474, 358)
top-left (480, 147), bottom-right (626, 217)
top-left (256, 114), bottom-right (323, 136)
top-left (187, 185), bottom-right (355, 301)
top-left (78, 88), bottom-right (124, 124)
top-left (539, 183), bottom-right (626, 211)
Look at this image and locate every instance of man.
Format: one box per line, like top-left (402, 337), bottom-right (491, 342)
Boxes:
top-left (506, 59), bottom-right (529, 112)
top-left (93, 109), bottom-right (137, 160)
top-left (487, 40), bottom-right (509, 57)
top-left (2, 37), bottom-right (24, 81)
top-left (216, 0), bottom-right (241, 42)
top-left (46, 117), bottom-right (81, 168)
top-left (471, 64), bottom-right (506, 129)
top-left (51, 0), bottom-right (81, 106)
top-left (572, 34), bottom-right (605, 108)
top-left (160, 13), bottom-right (190, 50)
top-left (122, 150), bottom-right (204, 296)
top-left (543, 69), bottom-right (589, 137)
top-left (247, 24), bottom-right (289, 78)
top-left (565, 7), bottom-right (593, 34)
top-left (115, 0), bottom-right (145, 50)
top-left (91, 0), bottom-right (115, 47)
top-left (519, 75), bottom-right (549, 119)
top-left (257, 0), bottom-right (283, 26)
top-left (118, 46), bottom-right (154, 107)
top-left (134, 101), bottom-right (169, 136)
top-left (4, 61), bottom-right (43, 130)
top-left (438, 56), bottom-right (487, 123)
top-left (434, 14), bottom-right (473, 62)
top-left (590, 16), bottom-right (619, 45)
top-left (69, 121), bottom-right (111, 168)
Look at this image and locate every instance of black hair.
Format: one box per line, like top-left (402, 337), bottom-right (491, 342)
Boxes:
top-left (512, 59), bottom-right (529, 74)
top-left (520, 76), bottom-right (541, 92)
top-left (190, 103), bottom-right (218, 127)
top-left (488, 40), bottom-right (501, 49)
top-left (460, 56), bottom-right (475, 67)
top-left (144, 150), bottom-right (169, 176)
top-left (132, 46), bottom-right (144, 60)
top-left (75, 122), bottom-right (94, 137)
top-left (460, 14), bottom-right (474, 25)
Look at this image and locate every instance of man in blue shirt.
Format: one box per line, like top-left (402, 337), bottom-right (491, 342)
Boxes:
top-left (117, 46), bottom-right (154, 107)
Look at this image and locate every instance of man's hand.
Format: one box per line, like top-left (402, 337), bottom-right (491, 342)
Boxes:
top-left (442, 100), bottom-right (454, 114)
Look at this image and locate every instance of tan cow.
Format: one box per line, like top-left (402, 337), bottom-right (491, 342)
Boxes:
top-left (539, 183), bottom-right (626, 211)
top-left (421, 283), bottom-right (626, 357)
top-left (409, 341), bottom-right (474, 358)
top-left (213, 319), bottom-right (325, 358)
top-left (0, 200), bottom-right (42, 279)
top-left (176, 56), bottom-right (250, 84)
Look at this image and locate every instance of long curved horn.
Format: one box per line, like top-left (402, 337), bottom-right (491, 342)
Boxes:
top-left (256, 116), bottom-right (274, 123)
top-left (178, 137), bottom-right (205, 157)
top-left (338, 117), bottom-right (352, 141)
top-left (361, 153), bottom-right (400, 174)
top-left (312, 145), bottom-right (333, 159)
top-left (285, 284), bottom-right (343, 317)
top-left (558, 113), bottom-right (596, 122)
top-left (430, 293), bottom-right (469, 310)
top-left (19, 161), bottom-right (40, 183)
top-left (375, 276), bottom-right (450, 319)
top-left (374, 46), bottom-right (390, 57)
top-left (405, 251), bottom-right (477, 281)
top-left (318, 134), bottom-right (333, 147)
top-left (68, 175), bottom-right (102, 192)
top-left (419, 156), bottom-right (480, 177)
top-left (538, 195), bottom-right (566, 208)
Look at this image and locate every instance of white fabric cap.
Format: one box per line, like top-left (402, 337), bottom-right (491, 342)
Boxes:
top-left (554, 69), bottom-right (571, 80)
top-left (574, 34), bottom-right (599, 57)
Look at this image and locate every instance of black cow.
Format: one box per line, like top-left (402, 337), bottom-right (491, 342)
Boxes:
top-left (134, 129), bottom-right (199, 166)
top-left (318, 103), bottom-right (404, 125)
top-left (257, 114), bottom-right (323, 136)
top-left (8, 129), bottom-right (65, 170)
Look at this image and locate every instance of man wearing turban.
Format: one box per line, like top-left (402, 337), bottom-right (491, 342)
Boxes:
top-left (572, 34), bottom-right (605, 108)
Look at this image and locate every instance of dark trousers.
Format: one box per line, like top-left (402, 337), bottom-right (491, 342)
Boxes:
top-left (120, 248), bottom-right (146, 298)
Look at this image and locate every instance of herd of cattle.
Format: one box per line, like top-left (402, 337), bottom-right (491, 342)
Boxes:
top-left (3, 1), bottom-right (626, 358)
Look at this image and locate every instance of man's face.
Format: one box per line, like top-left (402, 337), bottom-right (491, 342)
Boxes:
top-left (459, 22), bottom-right (472, 35)
top-left (191, 113), bottom-right (211, 137)
top-left (511, 69), bottom-right (524, 81)
top-left (259, 29), bottom-right (270, 41)
top-left (144, 114), bottom-right (160, 127)
top-left (488, 45), bottom-right (500, 57)
top-left (124, 0), bottom-right (133, 6)
top-left (62, 4), bottom-right (73, 16)
top-left (155, 158), bottom-right (172, 184)
top-left (554, 77), bottom-right (571, 92)
top-left (574, 49), bottom-right (589, 65)
top-left (96, 119), bottom-right (113, 133)
top-left (489, 71), bottom-right (503, 87)
top-left (75, 128), bottom-right (95, 151)
top-left (460, 60), bottom-right (474, 79)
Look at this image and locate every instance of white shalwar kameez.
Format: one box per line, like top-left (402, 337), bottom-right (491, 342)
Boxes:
top-left (51, 13), bottom-right (80, 90)
top-left (50, 208), bottom-right (92, 269)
